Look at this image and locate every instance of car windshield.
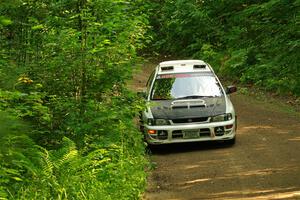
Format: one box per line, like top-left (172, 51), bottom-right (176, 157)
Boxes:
top-left (150, 73), bottom-right (223, 100)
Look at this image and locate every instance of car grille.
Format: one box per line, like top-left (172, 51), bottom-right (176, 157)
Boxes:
top-left (172, 117), bottom-right (209, 124)
top-left (172, 128), bottom-right (211, 139)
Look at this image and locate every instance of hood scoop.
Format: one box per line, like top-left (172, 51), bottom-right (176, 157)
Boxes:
top-left (171, 99), bottom-right (206, 109)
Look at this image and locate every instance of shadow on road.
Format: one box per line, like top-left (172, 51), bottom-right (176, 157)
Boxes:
top-left (147, 141), bottom-right (234, 155)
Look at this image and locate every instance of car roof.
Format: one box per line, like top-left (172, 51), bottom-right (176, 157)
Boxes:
top-left (157, 60), bottom-right (214, 74)
top-left (159, 60), bottom-right (206, 66)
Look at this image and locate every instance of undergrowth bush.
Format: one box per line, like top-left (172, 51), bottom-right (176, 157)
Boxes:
top-left (0, 89), bottom-right (147, 200)
top-left (0, 0), bottom-right (150, 199)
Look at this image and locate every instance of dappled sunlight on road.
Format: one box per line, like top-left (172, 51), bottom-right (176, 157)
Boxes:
top-left (234, 166), bottom-right (299, 177)
top-left (144, 93), bottom-right (300, 200)
top-left (242, 125), bottom-right (273, 130)
top-left (253, 144), bottom-right (267, 151)
top-left (238, 125), bottom-right (275, 135)
top-left (184, 178), bottom-right (212, 184)
top-left (288, 136), bottom-right (300, 141)
top-left (203, 188), bottom-right (300, 200)
top-left (145, 132), bottom-right (300, 200)
top-left (177, 164), bottom-right (300, 189)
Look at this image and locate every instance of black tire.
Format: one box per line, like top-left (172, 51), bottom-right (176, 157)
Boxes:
top-left (225, 137), bottom-right (236, 146)
top-left (147, 143), bottom-right (160, 154)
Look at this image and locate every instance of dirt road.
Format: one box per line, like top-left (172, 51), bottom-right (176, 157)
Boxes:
top-left (131, 62), bottom-right (300, 200)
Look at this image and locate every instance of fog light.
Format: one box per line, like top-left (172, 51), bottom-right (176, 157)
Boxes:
top-left (148, 130), bottom-right (157, 135)
top-left (157, 130), bottom-right (168, 140)
top-left (215, 126), bottom-right (225, 136)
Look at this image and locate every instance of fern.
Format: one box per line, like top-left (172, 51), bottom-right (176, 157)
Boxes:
top-left (49, 137), bottom-right (78, 170)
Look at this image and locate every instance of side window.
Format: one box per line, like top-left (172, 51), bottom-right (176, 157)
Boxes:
top-left (146, 70), bottom-right (155, 93)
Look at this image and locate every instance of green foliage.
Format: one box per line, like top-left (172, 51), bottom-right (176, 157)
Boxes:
top-left (148, 0), bottom-right (300, 96)
top-left (0, 89), bottom-right (55, 147)
top-left (0, 0), bottom-right (150, 199)
top-left (0, 112), bottom-right (45, 199)
top-left (0, 16), bottom-right (12, 26)
top-left (0, 91), bottom-right (147, 200)
top-left (221, 49), bottom-right (249, 77)
top-left (0, 101), bottom-right (146, 199)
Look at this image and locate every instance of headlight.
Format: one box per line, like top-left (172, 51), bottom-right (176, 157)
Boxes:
top-left (147, 118), bottom-right (169, 125)
top-left (147, 118), bottom-right (154, 125)
top-left (211, 113), bottom-right (232, 122)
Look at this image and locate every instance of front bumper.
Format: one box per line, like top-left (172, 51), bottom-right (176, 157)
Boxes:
top-left (144, 119), bottom-right (236, 145)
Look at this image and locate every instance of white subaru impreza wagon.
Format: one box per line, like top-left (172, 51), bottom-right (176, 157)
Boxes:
top-left (139, 60), bottom-right (237, 145)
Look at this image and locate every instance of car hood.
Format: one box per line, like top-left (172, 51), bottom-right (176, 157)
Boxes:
top-left (150, 97), bottom-right (226, 119)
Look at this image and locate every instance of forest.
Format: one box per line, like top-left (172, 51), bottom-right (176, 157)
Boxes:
top-left (149, 0), bottom-right (299, 96)
top-left (0, 0), bottom-right (299, 199)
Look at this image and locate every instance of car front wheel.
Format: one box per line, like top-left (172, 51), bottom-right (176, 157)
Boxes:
top-left (225, 136), bottom-right (236, 146)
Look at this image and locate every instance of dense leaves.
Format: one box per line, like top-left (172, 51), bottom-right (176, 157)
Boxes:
top-left (0, 0), bottom-right (149, 199)
top-left (149, 0), bottom-right (300, 96)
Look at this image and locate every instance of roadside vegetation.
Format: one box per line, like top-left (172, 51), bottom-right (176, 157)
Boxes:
top-left (0, 0), bottom-right (149, 199)
top-left (0, 0), bottom-right (299, 199)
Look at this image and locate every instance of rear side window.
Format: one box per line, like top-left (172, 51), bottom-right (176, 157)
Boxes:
top-left (146, 70), bottom-right (155, 93)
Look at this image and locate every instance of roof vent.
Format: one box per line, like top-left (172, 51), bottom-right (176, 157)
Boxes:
top-left (161, 66), bottom-right (174, 71)
top-left (194, 64), bottom-right (206, 69)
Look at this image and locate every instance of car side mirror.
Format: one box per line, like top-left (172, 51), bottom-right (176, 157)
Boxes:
top-left (226, 86), bottom-right (237, 94)
top-left (137, 91), bottom-right (147, 99)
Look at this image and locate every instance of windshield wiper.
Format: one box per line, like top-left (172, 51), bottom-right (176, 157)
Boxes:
top-left (176, 95), bottom-right (215, 99)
